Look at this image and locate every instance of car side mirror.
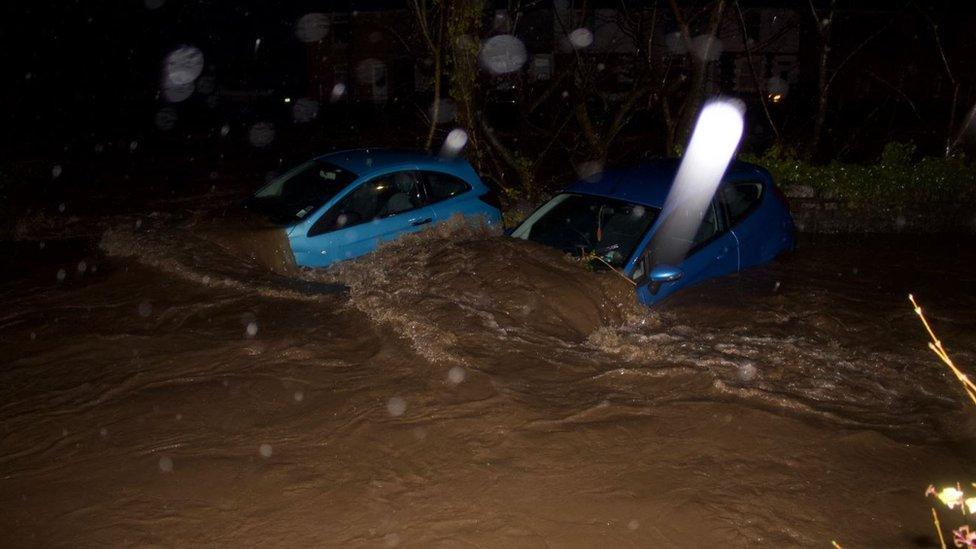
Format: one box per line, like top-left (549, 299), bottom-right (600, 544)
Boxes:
top-left (644, 264), bottom-right (683, 296)
top-left (649, 264), bottom-right (683, 283)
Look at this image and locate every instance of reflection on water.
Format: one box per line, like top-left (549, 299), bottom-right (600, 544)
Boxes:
top-left (2, 199), bottom-right (975, 547)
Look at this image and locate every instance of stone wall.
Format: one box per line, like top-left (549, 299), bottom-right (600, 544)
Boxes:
top-left (784, 185), bottom-right (975, 234)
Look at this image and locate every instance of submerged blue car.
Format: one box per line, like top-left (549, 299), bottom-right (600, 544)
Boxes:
top-left (247, 149), bottom-right (502, 268)
top-left (511, 160), bottom-right (795, 306)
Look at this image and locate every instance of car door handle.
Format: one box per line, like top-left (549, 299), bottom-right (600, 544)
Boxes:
top-left (410, 217), bottom-right (432, 226)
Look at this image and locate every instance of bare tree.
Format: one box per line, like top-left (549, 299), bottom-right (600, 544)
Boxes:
top-left (666, 0), bottom-right (727, 146)
top-left (805, 0), bottom-right (899, 159)
top-left (733, 0), bottom-right (781, 143)
top-left (410, 0), bottom-right (447, 151)
top-left (913, 1), bottom-right (961, 157)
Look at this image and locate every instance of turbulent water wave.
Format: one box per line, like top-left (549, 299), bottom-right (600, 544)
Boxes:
top-left (6, 191), bottom-right (976, 546)
top-left (305, 217), bottom-right (642, 363)
top-left (98, 219), bottom-right (342, 301)
top-left (92, 214), bottom-right (971, 437)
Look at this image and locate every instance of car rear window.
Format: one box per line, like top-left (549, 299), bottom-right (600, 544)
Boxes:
top-left (720, 181), bottom-right (763, 226)
top-left (423, 171), bottom-right (471, 203)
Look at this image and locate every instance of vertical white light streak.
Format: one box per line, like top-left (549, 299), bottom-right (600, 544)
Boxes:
top-left (654, 99), bottom-right (745, 264)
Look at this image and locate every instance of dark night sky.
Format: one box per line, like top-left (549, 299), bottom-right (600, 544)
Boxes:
top-left (2, 0), bottom-right (973, 156)
top-left (1, 1), bottom-right (407, 149)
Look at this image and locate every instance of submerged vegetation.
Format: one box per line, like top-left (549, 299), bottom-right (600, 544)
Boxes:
top-left (911, 295), bottom-right (976, 548)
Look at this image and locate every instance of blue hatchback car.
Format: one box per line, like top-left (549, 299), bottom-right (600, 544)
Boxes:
top-left (247, 149), bottom-right (502, 268)
top-left (511, 160), bottom-right (795, 306)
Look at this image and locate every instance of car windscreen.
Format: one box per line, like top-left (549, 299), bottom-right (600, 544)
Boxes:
top-left (511, 193), bottom-right (660, 268)
top-left (247, 160), bottom-right (358, 226)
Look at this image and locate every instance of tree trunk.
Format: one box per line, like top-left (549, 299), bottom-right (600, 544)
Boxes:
top-left (807, 0), bottom-right (836, 159)
top-left (667, 0), bottom-right (726, 146)
top-left (446, 1), bottom-right (484, 166)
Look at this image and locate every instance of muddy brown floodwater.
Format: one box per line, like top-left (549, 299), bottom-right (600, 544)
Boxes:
top-left (2, 193), bottom-right (975, 547)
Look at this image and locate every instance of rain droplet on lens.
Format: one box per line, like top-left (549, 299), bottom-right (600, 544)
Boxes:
top-left (665, 32), bottom-right (686, 55)
top-left (386, 397), bottom-right (406, 417)
top-left (447, 366), bottom-right (466, 385)
top-left (479, 35), bottom-right (527, 75)
top-left (144, 0), bottom-right (164, 9)
top-left (568, 28), bottom-right (593, 49)
top-left (330, 83), bottom-right (346, 102)
top-left (56, 268), bottom-right (66, 282)
top-left (692, 35), bottom-right (723, 61)
top-left (354, 59), bottom-right (386, 84)
top-left (576, 160), bottom-right (604, 182)
top-left (737, 362), bottom-right (758, 383)
top-left (154, 108), bottom-right (178, 130)
top-left (77, 260), bottom-right (87, 273)
top-left (138, 301), bottom-right (153, 317)
top-left (58, 202), bottom-right (66, 213)
top-left (295, 13), bottom-right (330, 43)
top-left (158, 455), bottom-right (174, 473)
top-left (292, 98), bottom-right (320, 123)
top-left (163, 46), bottom-right (204, 87)
top-left (429, 98), bottom-right (457, 124)
top-left (439, 128), bottom-right (468, 158)
top-left (259, 444), bottom-right (273, 458)
top-left (51, 165), bottom-right (62, 179)
top-left (293, 390), bottom-right (304, 402)
top-left (248, 122), bottom-right (275, 148)
top-left (245, 321), bottom-right (258, 337)
top-left (162, 82), bottom-right (194, 103)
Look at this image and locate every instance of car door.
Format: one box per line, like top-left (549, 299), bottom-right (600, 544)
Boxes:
top-left (291, 170), bottom-right (435, 267)
top-left (635, 199), bottom-right (739, 305)
top-left (718, 179), bottom-right (767, 269)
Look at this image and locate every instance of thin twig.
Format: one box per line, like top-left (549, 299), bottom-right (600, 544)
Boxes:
top-left (909, 294), bottom-right (976, 405)
top-left (932, 507), bottom-right (947, 549)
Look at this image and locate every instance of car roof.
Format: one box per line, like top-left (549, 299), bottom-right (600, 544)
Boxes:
top-left (564, 159), bottom-right (770, 208)
top-left (316, 148), bottom-right (472, 179)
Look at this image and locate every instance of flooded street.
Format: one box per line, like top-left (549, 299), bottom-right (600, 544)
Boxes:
top-left (2, 187), bottom-right (975, 547)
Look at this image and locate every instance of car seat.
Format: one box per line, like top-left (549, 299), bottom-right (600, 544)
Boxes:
top-left (382, 173), bottom-right (417, 216)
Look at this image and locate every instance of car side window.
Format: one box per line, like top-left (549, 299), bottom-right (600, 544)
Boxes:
top-left (719, 180), bottom-right (764, 226)
top-left (683, 200), bottom-right (726, 258)
top-left (308, 171), bottom-right (425, 236)
top-left (422, 171), bottom-right (471, 203)
top-left (692, 201), bottom-right (721, 245)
